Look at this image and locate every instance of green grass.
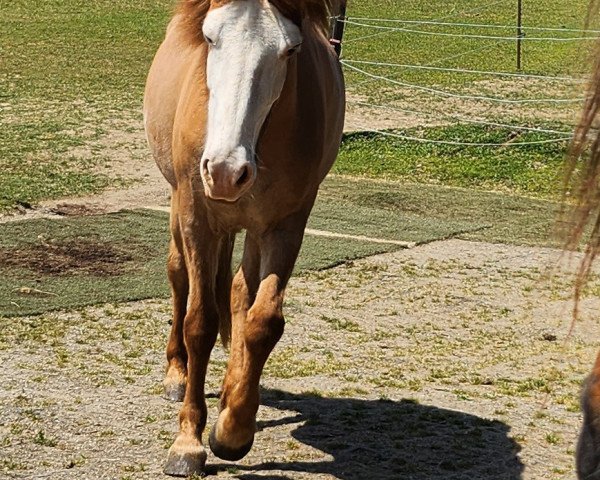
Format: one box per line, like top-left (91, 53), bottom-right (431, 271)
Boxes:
top-left (0, 206), bottom-right (409, 317)
top-left (2, 1), bottom-right (168, 104)
top-left (0, 193), bottom-right (483, 316)
top-left (320, 176), bottom-right (562, 247)
top-left (0, 121), bottom-right (118, 210)
top-left (0, 210), bottom-right (170, 316)
top-left (335, 126), bottom-right (569, 198)
top-left (342, 1), bottom-right (591, 159)
top-left (0, 176), bottom-right (563, 317)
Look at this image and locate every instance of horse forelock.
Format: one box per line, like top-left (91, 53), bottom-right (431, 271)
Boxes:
top-left (176, 0), bottom-right (336, 45)
top-left (269, 0), bottom-right (335, 33)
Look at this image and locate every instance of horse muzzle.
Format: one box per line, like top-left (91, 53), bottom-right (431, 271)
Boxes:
top-left (201, 155), bottom-right (256, 202)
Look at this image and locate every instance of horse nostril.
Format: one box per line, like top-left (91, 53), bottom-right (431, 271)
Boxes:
top-left (201, 158), bottom-right (210, 177)
top-left (236, 166), bottom-right (250, 186)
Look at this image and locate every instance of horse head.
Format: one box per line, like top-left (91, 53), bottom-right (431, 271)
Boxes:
top-left (200, 0), bottom-right (303, 202)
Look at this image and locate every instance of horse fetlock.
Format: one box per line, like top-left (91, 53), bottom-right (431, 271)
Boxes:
top-left (209, 409), bottom-right (255, 461)
top-left (163, 363), bottom-right (187, 402)
top-left (164, 434), bottom-right (207, 477)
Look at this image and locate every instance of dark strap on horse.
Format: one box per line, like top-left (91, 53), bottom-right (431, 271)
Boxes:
top-left (330, 1), bottom-right (347, 58)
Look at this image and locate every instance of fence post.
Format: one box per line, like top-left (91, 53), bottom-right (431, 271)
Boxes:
top-left (331, 1), bottom-right (347, 58)
top-left (517, 0), bottom-right (523, 70)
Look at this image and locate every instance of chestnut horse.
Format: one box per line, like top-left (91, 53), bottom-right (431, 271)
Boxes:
top-left (144, 0), bottom-right (344, 476)
top-left (563, 6), bottom-right (600, 477)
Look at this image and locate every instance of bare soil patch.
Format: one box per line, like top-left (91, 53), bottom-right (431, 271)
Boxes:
top-left (49, 203), bottom-right (108, 217)
top-left (0, 239), bottom-right (133, 277)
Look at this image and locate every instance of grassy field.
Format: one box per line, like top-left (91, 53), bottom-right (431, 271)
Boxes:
top-left (1, 0), bottom-right (168, 210)
top-left (343, 0), bottom-right (597, 86)
top-left (335, 126), bottom-right (570, 198)
top-left (0, 0), bottom-right (593, 211)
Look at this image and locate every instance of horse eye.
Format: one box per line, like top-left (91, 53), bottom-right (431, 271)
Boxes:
top-left (204, 35), bottom-right (214, 45)
top-left (286, 45), bottom-right (301, 57)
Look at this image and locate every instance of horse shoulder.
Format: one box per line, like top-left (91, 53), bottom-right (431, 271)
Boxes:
top-left (144, 15), bottom-right (204, 187)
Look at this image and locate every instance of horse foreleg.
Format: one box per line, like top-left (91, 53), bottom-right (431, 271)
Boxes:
top-left (164, 203), bottom-right (221, 477)
top-left (209, 221), bottom-right (305, 461)
top-left (164, 197), bottom-right (189, 401)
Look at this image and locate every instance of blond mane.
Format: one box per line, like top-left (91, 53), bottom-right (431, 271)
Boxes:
top-left (176, 0), bottom-right (338, 45)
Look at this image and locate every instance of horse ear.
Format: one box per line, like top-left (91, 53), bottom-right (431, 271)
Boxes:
top-left (176, 0), bottom-right (213, 45)
top-left (271, 1), bottom-right (302, 27)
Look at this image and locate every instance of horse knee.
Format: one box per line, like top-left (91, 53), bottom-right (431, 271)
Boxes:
top-left (167, 250), bottom-right (186, 283)
top-left (244, 308), bottom-right (284, 353)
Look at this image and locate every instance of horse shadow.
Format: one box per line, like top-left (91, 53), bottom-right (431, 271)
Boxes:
top-left (208, 388), bottom-right (524, 480)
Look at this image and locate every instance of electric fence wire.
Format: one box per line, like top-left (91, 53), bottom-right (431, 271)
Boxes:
top-left (346, 123), bottom-right (573, 147)
top-left (344, 0), bottom-right (513, 44)
top-left (348, 100), bottom-right (575, 137)
top-left (342, 61), bottom-right (587, 104)
top-left (343, 19), bottom-right (599, 42)
top-left (340, 1), bottom-right (584, 147)
top-left (346, 16), bottom-right (600, 34)
top-left (343, 59), bottom-right (586, 83)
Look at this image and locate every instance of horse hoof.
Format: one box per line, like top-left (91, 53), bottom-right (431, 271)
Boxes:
top-left (163, 381), bottom-right (186, 402)
top-left (164, 440), bottom-right (207, 477)
top-left (163, 365), bottom-right (186, 402)
top-left (209, 424), bottom-right (253, 461)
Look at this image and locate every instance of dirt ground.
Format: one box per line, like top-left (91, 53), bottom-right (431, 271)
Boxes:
top-left (1, 237), bottom-right (598, 480)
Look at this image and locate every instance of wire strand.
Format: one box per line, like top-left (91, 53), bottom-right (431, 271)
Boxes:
top-left (346, 17), bottom-right (600, 34)
top-left (344, 59), bottom-right (586, 82)
top-left (342, 61), bottom-right (587, 105)
top-left (343, 19), bottom-right (599, 42)
top-left (342, 3), bottom-right (579, 148)
top-left (349, 100), bottom-right (575, 136)
top-left (347, 124), bottom-right (573, 147)
top-left (344, 0), bottom-right (511, 45)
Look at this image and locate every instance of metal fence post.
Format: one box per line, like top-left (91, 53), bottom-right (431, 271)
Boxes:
top-left (332, 1), bottom-right (348, 58)
top-left (517, 0), bottom-right (523, 70)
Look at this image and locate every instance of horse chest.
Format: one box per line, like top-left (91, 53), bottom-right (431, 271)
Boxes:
top-left (204, 180), bottom-right (313, 234)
